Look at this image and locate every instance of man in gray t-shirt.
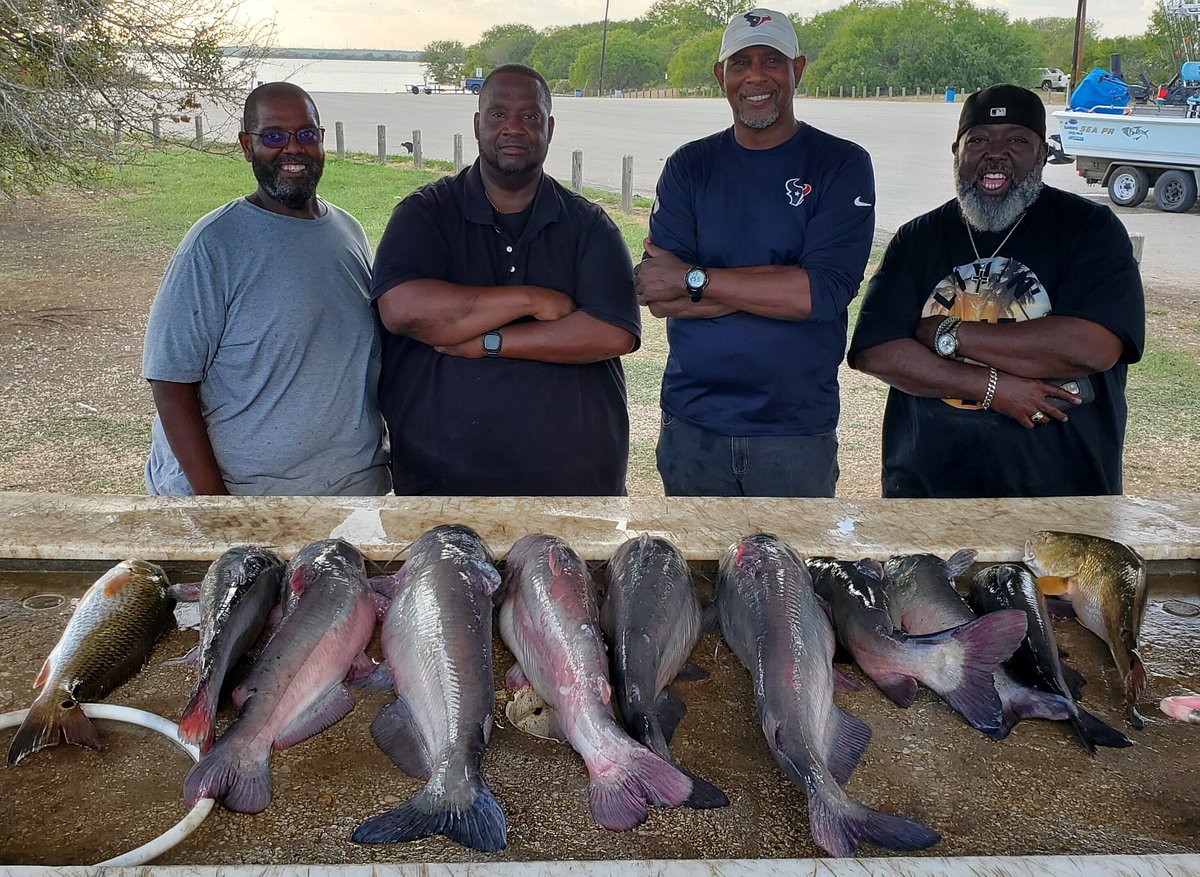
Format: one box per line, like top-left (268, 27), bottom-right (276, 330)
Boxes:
top-left (142, 82), bottom-right (389, 496)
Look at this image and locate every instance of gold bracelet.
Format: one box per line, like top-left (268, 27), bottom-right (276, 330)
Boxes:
top-left (981, 367), bottom-right (998, 410)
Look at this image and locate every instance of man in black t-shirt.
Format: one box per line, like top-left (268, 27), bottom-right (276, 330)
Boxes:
top-left (848, 84), bottom-right (1144, 498)
top-left (371, 65), bottom-right (640, 495)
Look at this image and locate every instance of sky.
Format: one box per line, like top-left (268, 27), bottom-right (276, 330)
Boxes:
top-left (237, 0), bottom-right (1167, 51)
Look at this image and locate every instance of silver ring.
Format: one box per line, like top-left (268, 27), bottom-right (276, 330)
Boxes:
top-left (1031, 411), bottom-right (1046, 423)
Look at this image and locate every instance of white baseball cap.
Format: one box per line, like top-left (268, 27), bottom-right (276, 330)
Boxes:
top-left (718, 8), bottom-right (800, 62)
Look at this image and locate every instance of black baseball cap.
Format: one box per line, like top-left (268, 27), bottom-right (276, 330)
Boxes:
top-left (957, 84), bottom-right (1046, 142)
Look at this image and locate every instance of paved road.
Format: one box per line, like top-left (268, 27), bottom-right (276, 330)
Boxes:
top-left (204, 93), bottom-right (1196, 285)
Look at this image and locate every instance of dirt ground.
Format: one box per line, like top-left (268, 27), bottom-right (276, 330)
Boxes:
top-left (0, 193), bottom-right (1197, 497)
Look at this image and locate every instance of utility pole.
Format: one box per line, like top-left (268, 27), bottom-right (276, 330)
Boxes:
top-left (1071, 0), bottom-right (1087, 93)
top-left (599, 0), bottom-right (611, 97)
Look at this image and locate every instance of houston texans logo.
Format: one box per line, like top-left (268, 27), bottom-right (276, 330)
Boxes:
top-left (744, 12), bottom-right (772, 26)
top-left (785, 179), bottom-right (812, 206)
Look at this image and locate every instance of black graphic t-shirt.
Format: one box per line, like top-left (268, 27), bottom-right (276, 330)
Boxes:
top-left (848, 186), bottom-right (1145, 498)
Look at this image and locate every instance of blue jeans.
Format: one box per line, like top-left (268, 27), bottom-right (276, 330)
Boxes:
top-left (655, 411), bottom-right (839, 497)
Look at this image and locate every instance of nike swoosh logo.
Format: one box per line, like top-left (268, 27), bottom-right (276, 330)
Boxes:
top-left (854, 197), bottom-right (872, 207)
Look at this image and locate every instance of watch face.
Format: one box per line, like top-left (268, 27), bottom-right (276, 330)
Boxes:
top-left (936, 333), bottom-right (957, 356)
top-left (685, 268), bottom-right (706, 290)
top-left (482, 332), bottom-right (501, 354)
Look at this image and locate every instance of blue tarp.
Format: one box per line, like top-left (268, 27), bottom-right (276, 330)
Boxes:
top-left (1069, 67), bottom-right (1131, 113)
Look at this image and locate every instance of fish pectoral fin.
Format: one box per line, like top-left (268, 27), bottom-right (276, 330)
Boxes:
top-left (1034, 575), bottom-right (1071, 596)
top-left (167, 580), bottom-right (203, 602)
top-left (504, 662), bottom-right (530, 691)
top-left (834, 667), bottom-right (865, 694)
top-left (372, 696), bottom-right (436, 779)
top-left (875, 674), bottom-right (919, 708)
top-left (272, 684), bottom-right (355, 751)
top-left (163, 644), bottom-right (201, 668)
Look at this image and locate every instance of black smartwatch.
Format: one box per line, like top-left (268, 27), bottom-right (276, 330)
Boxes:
top-left (482, 331), bottom-right (502, 357)
top-left (684, 266), bottom-right (709, 303)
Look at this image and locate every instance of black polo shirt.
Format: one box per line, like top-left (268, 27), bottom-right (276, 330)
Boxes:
top-left (371, 162), bottom-right (640, 496)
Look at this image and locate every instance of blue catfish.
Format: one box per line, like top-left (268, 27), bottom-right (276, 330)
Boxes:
top-left (807, 556), bottom-right (1027, 736)
top-left (353, 525), bottom-right (507, 852)
top-left (717, 535), bottom-right (940, 857)
top-left (178, 546), bottom-right (286, 754)
top-left (499, 534), bottom-right (691, 831)
top-left (601, 534), bottom-right (728, 809)
top-left (968, 564), bottom-right (1131, 754)
top-left (885, 551), bottom-right (1119, 744)
top-left (183, 539), bottom-right (377, 813)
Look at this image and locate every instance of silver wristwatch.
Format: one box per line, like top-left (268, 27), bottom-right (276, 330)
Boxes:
top-left (934, 316), bottom-right (963, 359)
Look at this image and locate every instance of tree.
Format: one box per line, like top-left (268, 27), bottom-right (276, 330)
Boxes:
top-left (420, 40), bottom-right (468, 85)
top-left (666, 29), bottom-right (723, 88)
top-left (527, 24), bottom-right (604, 82)
top-left (644, 0), bottom-right (750, 30)
top-left (794, 2), bottom-right (876, 69)
top-left (465, 23), bottom-right (540, 75)
top-left (568, 30), bottom-right (663, 92)
top-left (1, 0), bottom-right (270, 198)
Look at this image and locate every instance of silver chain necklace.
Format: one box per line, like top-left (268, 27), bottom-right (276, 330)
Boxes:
top-left (965, 211), bottom-right (1027, 264)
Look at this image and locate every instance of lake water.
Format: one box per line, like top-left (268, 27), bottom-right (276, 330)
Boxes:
top-left (245, 58), bottom-right (429, 94)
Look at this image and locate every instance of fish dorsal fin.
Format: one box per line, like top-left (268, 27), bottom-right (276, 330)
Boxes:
top-left (945, 549), bottom-right (978, 578)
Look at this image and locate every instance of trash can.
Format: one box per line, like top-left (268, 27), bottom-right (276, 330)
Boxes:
top-left (614, 89), bottom-right (622, 98)
top-left (945, 87), bottom-right (956, 102)
top-left (574, 89), bottom-right (582, 97)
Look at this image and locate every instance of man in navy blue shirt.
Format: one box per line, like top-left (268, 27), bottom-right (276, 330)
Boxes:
top-left (371, 65), bottom-right (640, 495)
top-left (635, 8), bottom-right (875, 497)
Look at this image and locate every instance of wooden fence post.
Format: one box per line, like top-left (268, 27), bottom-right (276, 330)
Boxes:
top-left (335, 121), bottom-right (345, 159)
top-left (377, 125), bottom-right (386, 165)
top-left (839, 86), bottom-right (844, 98)
top-left (454, 133), bottom-right (464, 172)
top-left (621, 155), bottom-right (633, 213)
top-left (152, 117), bottom-right (162, 147)
top-left (413, 129), bottom-right (422, 170)
top-left (194, 116), bottom-right (204, 149)
top-left (572, 150), bottom-right (583, 194)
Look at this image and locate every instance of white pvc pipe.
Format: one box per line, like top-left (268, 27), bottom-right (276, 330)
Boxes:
top-left (0, 702), bottom-right (215, 867)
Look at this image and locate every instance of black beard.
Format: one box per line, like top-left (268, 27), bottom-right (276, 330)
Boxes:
top-left (481, 151), bottom-right (540, 178)
top-left (251, 154), bottom-right (323, 209)
top-left (954, 154), bottom-right (1044, 232)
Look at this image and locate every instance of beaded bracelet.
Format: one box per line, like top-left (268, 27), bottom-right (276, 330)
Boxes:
top-left (981, 367), bottom-right (998, 410)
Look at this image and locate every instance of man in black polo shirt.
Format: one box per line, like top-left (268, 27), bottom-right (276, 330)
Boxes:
top-left (371, 64), bottom-right (640, 495)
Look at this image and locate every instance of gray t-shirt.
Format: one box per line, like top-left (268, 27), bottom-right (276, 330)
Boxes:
top-left (142, 197), bottom-right (390, 496)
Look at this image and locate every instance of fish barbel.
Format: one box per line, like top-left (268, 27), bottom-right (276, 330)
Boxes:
top-left (1023, 531), bottom-right (1148, 729)
top-left (7, 559), bottom-right (176, 767)
top-left (177, 546), bottom-right (286, 754)
top-left (601, 533), bottom-right (728, 809)
top-left (718, 535), bottom-right (940, 857)
top-left (499, 534), bottom-right (691, 831)
top-left (352, 524), bottom-right (507, 852)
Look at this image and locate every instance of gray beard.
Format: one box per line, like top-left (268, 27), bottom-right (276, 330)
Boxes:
top-left (737, 108), bottom-right (780, 129)
top-left (954, 155), bottom-right (1044, 232)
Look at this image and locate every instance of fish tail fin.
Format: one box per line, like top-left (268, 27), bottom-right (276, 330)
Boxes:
top-left (626, 709), bottom-right (727, 810)
top-left (177, 676), bottom-right (218, 753)
top-left (6, 693), bottom-right (99, 767)
top-left (183, 736), bottom-right (272, 813)
top-left (925, 609), bottom-right (1026, 734)
top-left (587, 744), bottom-right (692, 830)
top-left (1070, 705), bottom-right (1133, 753)
top-left (351, 783), bottom-right (508, 853)
top-left (807, 779), bottom-right (941, 857)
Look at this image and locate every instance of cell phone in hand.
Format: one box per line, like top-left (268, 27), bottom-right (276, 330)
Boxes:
top-left (1044, 375), bottom-right (1095, 411)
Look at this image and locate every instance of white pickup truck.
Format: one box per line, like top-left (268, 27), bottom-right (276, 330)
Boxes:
top-left (1035, 68), bottom-right (1070, 92)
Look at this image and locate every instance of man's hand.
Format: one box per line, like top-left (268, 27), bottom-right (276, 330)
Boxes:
top-left (991, 370), bottom-right (1081, 429)
top-left (634, 238), bottom-right (689, 304)
top-left (435, 335), bottom-right (487, 358)
top-left (530, 288), bottom-right (575, 322)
